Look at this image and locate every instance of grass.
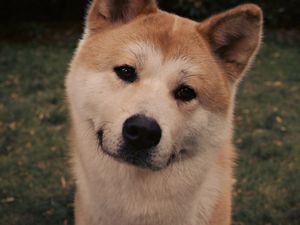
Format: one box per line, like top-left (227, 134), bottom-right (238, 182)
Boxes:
top-left (0, 32), bottom-right (299, 225)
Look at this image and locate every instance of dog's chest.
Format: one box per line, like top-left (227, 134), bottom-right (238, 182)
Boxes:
top-left (85, 201), bottom-right (201, 225)
top-left (77, 167), bottom-right (220, 225)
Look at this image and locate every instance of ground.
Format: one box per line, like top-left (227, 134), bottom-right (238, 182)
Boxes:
top-left (0, 31), bottom-right (299, 225)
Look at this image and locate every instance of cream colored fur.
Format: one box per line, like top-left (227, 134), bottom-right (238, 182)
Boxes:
top-left (65, 1), bottom-right (262, 224)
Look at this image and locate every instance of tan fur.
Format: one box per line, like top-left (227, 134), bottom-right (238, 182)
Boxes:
top-left (66, 1), bottom-right (262, 225)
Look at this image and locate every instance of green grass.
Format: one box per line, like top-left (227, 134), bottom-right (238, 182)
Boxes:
top-left (0, 32), bottom-right (299, 225)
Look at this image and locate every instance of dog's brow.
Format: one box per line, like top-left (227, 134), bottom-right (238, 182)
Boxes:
top-left (169, 57), bottom-right (201, 75)
top-left (126, 42), bottom-right (162, 67)
top-left (128, 49), bottom-right (146, 67)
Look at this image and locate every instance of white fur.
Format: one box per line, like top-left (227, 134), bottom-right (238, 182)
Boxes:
top-left (66, 41), bottom-right (232, 225)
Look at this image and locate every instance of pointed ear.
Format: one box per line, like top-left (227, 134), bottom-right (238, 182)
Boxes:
top-left (198, 4), bottom-right (263, 83)
top-left (86, 0), bottom-right (158, 31)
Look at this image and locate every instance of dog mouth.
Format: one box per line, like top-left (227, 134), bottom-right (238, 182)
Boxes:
top-left (96, 129), bottom-right (186, 170)
top-left (167, 149), bottom-right (187, 166)
top-left (97, 129), bottom-right (104, 147)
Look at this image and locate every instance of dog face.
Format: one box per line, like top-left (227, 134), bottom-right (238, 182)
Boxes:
top-left (66, 0), bottom-right (262, 170)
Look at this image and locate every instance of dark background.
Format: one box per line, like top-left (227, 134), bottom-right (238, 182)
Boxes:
top-left (1, 0), bottom-right (299, 42)
top-left (1, 0), bottom-right (299, 28)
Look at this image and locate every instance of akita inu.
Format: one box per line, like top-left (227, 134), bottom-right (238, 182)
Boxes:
top-left (65, 1), bottom-right (263, 224)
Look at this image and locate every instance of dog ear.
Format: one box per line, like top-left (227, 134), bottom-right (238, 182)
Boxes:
top-left (198, 4), bottom-right (263, 83)
top-left (86, 0), bottom-right (158, 31)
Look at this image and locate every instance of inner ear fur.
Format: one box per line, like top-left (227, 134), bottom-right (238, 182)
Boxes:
top-left (86, 0), bottom-right (157, 31)
top-left (198, 4), bottom-right (263, 82)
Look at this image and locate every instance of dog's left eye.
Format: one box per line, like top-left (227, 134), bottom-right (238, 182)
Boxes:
top-left (114, 65), bottom-right (137, 83)
top-left (174, 85), bottom-right (197, 102)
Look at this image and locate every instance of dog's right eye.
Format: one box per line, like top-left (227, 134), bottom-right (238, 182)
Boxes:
top-left (114, 65), bottom-right (137, 83)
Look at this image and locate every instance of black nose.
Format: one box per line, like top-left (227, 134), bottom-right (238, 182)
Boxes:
top-left (122, 115), bottom-right (162, 149)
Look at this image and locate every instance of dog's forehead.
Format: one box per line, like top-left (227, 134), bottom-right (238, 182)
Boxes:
top-left (135, 12), bottom-right (207, 58)
top-left (118, 12), bottom-right (212, 73)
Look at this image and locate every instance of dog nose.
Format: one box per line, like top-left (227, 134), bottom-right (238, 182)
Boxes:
top-left (122, 115), bottom-right (162, 149)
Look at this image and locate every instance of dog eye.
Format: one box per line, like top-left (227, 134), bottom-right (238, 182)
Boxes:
top-left (114, 65), bottom-right (137, 83)
top-left (174, 85), bottom-right (197, 102)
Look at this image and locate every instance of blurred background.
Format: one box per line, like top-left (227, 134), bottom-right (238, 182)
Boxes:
top-left (0, 0), bottom-right (299, 225)
top-left (1, 0), bottom-right (300, 41)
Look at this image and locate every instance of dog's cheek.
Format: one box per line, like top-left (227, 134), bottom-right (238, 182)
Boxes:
top-left (180, 109), bottom-right (209, 152)
top-left (183, 109), bottom-right (231, 155)
top-left (81, 70), bottom-right (123, 122)
top-left (82, 73), bottom-right (126, 152)
top-left (200, 113), bottom-right (231, 151)
top-left (66, 68), bottom-right (94, 119)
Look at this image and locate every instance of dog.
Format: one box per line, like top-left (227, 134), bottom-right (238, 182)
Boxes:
top-left (65, 1), bottom-right (263, 224)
